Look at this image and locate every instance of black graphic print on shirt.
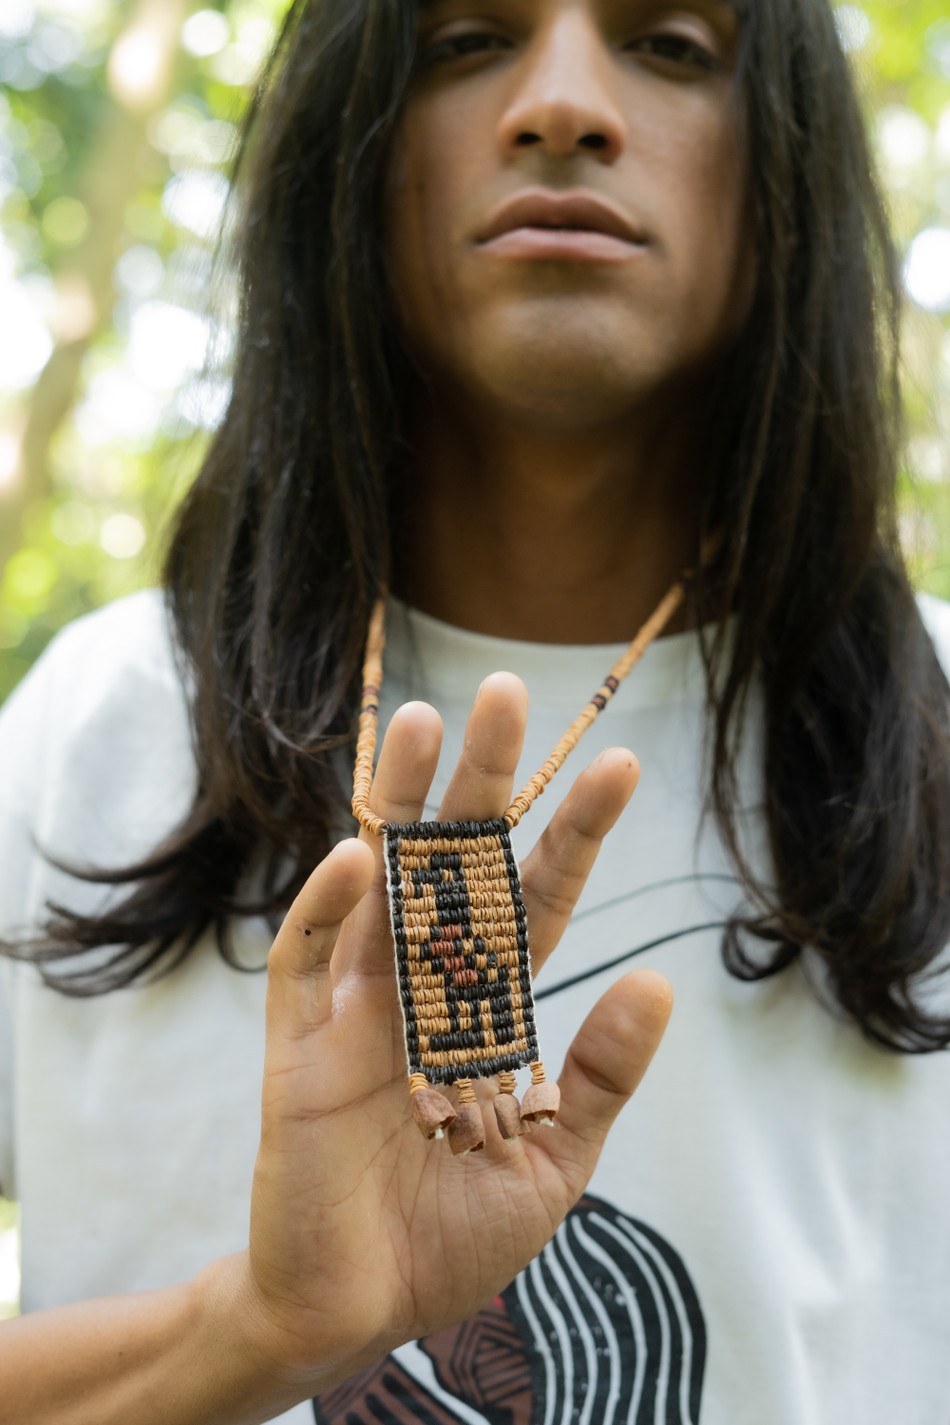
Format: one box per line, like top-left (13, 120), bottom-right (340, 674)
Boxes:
top-left (312, 1193), bottom-right (706, 1425)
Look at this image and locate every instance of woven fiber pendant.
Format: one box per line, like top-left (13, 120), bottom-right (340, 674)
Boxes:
top-left (352, 583), bottom-right (686, 1156)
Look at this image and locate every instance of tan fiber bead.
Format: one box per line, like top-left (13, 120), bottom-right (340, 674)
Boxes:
top-left (410, 1087), bottom-right (457, 1141)
top-left (521, 1080), bottom-right (560, 1127)
top-left (448, 1102), bottom-right (486, 1156)
top-left (493, 1070), bottom-right (526, 1140)
top-left (494, 1093), bottom-right (527, 1140)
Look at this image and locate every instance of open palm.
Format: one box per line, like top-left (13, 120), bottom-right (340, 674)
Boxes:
top-left (244, 674), bottom-right (672, 1390)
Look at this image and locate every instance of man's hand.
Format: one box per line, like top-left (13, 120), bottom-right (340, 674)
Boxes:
top-left (244, 672), bottom-right (673, 1389)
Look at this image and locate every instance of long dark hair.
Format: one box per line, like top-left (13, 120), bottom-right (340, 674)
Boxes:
top-left (6, 0), bottom-right (950, 1051)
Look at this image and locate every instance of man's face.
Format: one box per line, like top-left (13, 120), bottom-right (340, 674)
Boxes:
top-left (383, 0), bottom-right (752, 430)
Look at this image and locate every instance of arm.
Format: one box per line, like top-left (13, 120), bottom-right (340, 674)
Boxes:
top-left (0, 1255), bottom-right (339, 1425)
top-left (0, 676), bottom-right (672, 1424)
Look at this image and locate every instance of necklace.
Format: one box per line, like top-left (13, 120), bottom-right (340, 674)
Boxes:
top-left (352, 580), bottom-right (687, 1156)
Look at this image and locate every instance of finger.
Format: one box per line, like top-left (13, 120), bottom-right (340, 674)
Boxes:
top-left (520, 747), bottom-right (639, 973)
top-left (360, 701), bottom-right (443, 841)
top-left (437, 673), bottom-right (528, 823)
top-left (266, 837), bottom-right (376, 1040)
top-left (341, 702), bottom-right (443, 981)
top-left (534, 969), bottom-right (673, 1190)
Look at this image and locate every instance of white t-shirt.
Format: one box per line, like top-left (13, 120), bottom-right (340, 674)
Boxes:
top-left (2, 589), bottom-right (950, 1425)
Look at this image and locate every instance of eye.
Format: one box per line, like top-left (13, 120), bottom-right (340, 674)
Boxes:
top-left (420, 29), bottom-right (511, 68)
top-left (630, 32), bottom-right (722, 72)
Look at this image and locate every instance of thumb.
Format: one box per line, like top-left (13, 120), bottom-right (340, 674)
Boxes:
top-left (543, 969), bottom-right (673, 1181)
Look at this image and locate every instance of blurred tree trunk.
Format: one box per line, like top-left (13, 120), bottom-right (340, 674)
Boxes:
top-left (0, 0), bottom-right (189, 574)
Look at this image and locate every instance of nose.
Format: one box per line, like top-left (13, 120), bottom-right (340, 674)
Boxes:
top-left (496, 11), bottom-right (627, 164)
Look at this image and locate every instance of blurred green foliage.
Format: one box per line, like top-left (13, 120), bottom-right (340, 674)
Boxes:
top-left (1, 0), bottom-right (949, 705)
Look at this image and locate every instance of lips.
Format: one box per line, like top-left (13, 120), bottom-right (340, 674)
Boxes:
top-left (477, 189), bottom-right (647, 247)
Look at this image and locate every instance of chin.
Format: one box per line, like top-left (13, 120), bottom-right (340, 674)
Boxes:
top-left (466, 326), bottom-right (675, 428)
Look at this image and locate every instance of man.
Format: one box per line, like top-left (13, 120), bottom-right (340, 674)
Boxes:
top-left (2, 1), bottom-right (949, 1421)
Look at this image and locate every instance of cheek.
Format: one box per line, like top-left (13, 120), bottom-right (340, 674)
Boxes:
top-left (661, 120), bottom-right (750, 331)
top-left (383, 111), bottom-right (465, 338)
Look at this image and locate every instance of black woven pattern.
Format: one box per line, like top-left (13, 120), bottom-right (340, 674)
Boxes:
top-left (385, 819), bottom-right (539, 1084)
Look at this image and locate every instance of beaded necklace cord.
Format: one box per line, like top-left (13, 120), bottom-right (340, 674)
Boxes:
top-left (352, 578), bottom-right (687, 1156)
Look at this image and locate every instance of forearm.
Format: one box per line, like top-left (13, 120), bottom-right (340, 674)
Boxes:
top-left (0, 1252), bottom-right (354, 1425)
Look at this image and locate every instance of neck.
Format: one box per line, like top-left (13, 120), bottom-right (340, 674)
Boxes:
top-left (393, 390), bottom-right (702, 644)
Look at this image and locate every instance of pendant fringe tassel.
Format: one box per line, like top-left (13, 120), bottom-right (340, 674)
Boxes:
top-left (407, 1061), bottom-right (559, 1148)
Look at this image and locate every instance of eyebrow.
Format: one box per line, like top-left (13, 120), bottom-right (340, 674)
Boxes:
top-left (417, 0), bottom-right (743, 12)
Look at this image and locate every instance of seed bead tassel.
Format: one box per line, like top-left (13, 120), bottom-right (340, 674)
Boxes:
top-left (520, 1061), bottom-right (560, 1128)
top-left (493, 1070), bottom-right (527, 1140)
top-left (408, 1073), bottom-right (457, 1142)
top-left (448, 1079), bottom-right (485, 1157)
